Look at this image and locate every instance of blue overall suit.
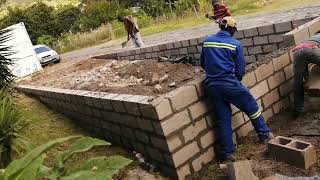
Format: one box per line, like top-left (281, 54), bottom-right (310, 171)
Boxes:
top-left (200, 30), bottom-right (270, 160)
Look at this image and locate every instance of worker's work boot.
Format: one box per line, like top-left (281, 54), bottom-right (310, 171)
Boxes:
top-left (258, 132), bottom-right (274, 144)
top-left (219, 154), bottom-right (236, 163)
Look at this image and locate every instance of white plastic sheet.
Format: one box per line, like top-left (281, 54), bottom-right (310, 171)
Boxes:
top-left (1, 22), bottom-right (42, 78)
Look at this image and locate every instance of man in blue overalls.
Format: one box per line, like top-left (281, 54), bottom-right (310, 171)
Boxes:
top-left (200, 16), bottom-right (273, 161)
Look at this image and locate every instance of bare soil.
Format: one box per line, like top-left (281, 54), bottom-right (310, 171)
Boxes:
top-left (19, 58), bottom-right (204, 96)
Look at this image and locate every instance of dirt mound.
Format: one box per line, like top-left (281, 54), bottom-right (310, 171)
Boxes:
top-left (19, 59), bottom-right (204, 96)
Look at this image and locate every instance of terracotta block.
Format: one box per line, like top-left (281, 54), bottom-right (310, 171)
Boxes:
top-left (111, 94), bottom-right (132, 113)
top-left (273, 97), bottom-right (290, 114)
top-left (284, 64), bottom-right (294, 80)
top-left (236, 122), bottom-right (254, 138)
top-left (279, 79), bottom-right (294, 97)
top-left (268, 136), bottom-right (317, 169)
top-left (177, 164), bottom-right (191, 180)
top-left (232, 112), bottom-right (245, 130)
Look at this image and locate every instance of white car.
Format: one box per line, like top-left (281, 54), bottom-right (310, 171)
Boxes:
top-left (33, 45), bottom-right (61, 65)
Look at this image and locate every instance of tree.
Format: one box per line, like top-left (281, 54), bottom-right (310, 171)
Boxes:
top-left (54, 5), bottom-right (81, 34)
top-left (78, 0), bottom-right (126, 31)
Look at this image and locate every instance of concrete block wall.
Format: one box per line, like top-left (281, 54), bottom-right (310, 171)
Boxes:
top-left (17, 16), bottom-right (320, 179)
top-left (94, 17), bottom-right (314, 64)
top-left (17, 51), bottom-right (294, 179)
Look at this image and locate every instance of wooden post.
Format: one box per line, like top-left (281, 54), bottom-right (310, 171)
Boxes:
top-left (193, 4), bottom-right (198, 17)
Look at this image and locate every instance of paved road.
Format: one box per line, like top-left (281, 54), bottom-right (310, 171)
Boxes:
top-left (61, 4), bottom-right (320, 61)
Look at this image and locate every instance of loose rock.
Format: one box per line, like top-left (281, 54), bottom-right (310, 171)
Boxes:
top-left (159, 74), bottom-right (169, 83)
top-left (155, 84), bottom-right (163, 93)
top-left (169, 82), bottom-right (176, 87)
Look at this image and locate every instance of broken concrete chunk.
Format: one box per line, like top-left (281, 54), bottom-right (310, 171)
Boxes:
top-left (151, 73), bottom-right (160, 85)
top-left (154, 84), bottom-right (163, 93)
top-left (159, 74), bottom-right (169, 83)
top-left (98, 83), bottom-right (104, 87)
top-left (136, 78), bottom-right (144, 84)
top-left (168, 82), bottom-right (176, 87)
top-left (143, 80), bottom-right (150, 85)
top-left (226, 161), bottom-right (258, 180)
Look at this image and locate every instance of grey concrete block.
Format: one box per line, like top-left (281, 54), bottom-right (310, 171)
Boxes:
top-left (245, 55), bottom-right (257, 63)
top-left (268, 34), bottom-right (284, 43)
top-left (152, 46), bottom-right (160, 52)
top-left (181, 40), bottom-right (190, 47)
top-left (263, 44), bottom-right (278, 53)
top-left (179, 48), bottom-right (188, 55)
top-left (159, 44), bottom-right (167, 51)
top-left (244, 27), bottom-right (259, 37)
top-left (240, 38), bottom-right (253, 47)
top-left (234, 30), bottom-right (244, 39)
top-left (275, 21), bottom-right (293, 33)
top-left (189, 38), bottom-right (198, 46)
top-left (248, 46), bottom-right (262, 55)
top-left (253, 36), bottom-right (269, 45)
top-left (166, 43), bottom-right (174, 49)
top-left (268, 136), bottom-right (317, 169)
top-left (188, 46), bottom-right (198, 54)
top-left (173, 41), bottom-right (183, 48)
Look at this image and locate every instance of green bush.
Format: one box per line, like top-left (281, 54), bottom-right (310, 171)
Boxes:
top-left (53, 4), bottom-right (81, 34)
top-left (133, 9), bottom-right (152, 28)
top-left (0, 136), bottom-right (132, 180)
top-left (37, 35), bottom-right (55, 47)
top-left (140, 0), bottom-right (167, 17)
top-left (78, 0), bottom-right (126, 31)
top-left (175, 0), bottom-right (199, 14)
top-left (0, 89), bottom-right (32, 168)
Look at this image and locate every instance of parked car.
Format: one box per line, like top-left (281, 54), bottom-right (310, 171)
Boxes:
top-left (33, 45), bottom-right (61, 65)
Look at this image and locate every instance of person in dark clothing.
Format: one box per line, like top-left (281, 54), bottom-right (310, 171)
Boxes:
top-left (293, 31), bottom-right (320, 116)
top-left (200, 16), bottom-right (272, 162)
top-left (118, 16), bottom-right (145, 48)
top-left (205, 0), bottom-right (231, 24)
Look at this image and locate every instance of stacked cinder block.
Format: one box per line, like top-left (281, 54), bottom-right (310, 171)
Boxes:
top-left (268, 136), bottom-right (316, 169)
top-left (94, 18), bottom-right (314, 64)
top-left (16, 50), bottom-right (294, 179)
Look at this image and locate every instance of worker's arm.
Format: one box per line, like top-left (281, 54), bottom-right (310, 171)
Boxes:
top-left (200, 50), bottom-right (205, 69)
top-left (235, 44), bottom-right (246, 81)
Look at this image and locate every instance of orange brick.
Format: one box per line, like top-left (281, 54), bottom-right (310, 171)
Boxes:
top-left (255, 62), bottom-right (274, 82)
top-left (250, 80), bottom-right (269, 99)
top-left (263, 89), bottom-right (280, 108)
top-left (177, 164), bottom-right (191, 180)
top-left (242, 71), bottom-right (257, 87)
top-left (289, 48), bottom-right (294, 62)
top-left (182, 118), bottom-right (207, 143)
top-left (200, 131), bottom-right (216, 149)
top-left (161, 110), bottom-right (191, 136)
top-left (284, 64), bottom-right (294, 80)
top-left (263, 108), bottom-right (274, 122)
top-left (232, 112), bottom-right (245, 130)
top-left (188, 101), bottom-right (209, 120)
top-left (273, 97), bottom-right (290, 114)
top-left (172, 142), bottom-right (200, 167)
top-left (236, 122), bottom-right (254, 138)
top-left (191, 147), bottom-right (215, 172)
top-left (167, 85), bottom-right (198, 111)
top-left (267, 71), bottom-right (285, 90)
top-left (152, 97), bottom-right (173, 120)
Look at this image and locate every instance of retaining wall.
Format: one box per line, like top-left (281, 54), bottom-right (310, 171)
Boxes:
top-left (94, 17), bottom-right (315, 64)
top-left (17, 16), bottom-right (320, 179)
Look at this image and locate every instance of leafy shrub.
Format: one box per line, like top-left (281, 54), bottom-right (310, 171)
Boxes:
top-left (37, 35), bottom-right (55, 47)
top-left (0, 88), bottom-right (32, 168)
top-left (133, 8), bottom-right (152, 28)
top-left (140, 0), bottom-right (167, 17)
top-left (0, 136), bottom-right (132, 180)
top-left (78, 0), bottom-right (126, 31)
top-left (53, 4), bottom-right (81, 34)
top-left (175, 0), bottom-right (199, 14)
